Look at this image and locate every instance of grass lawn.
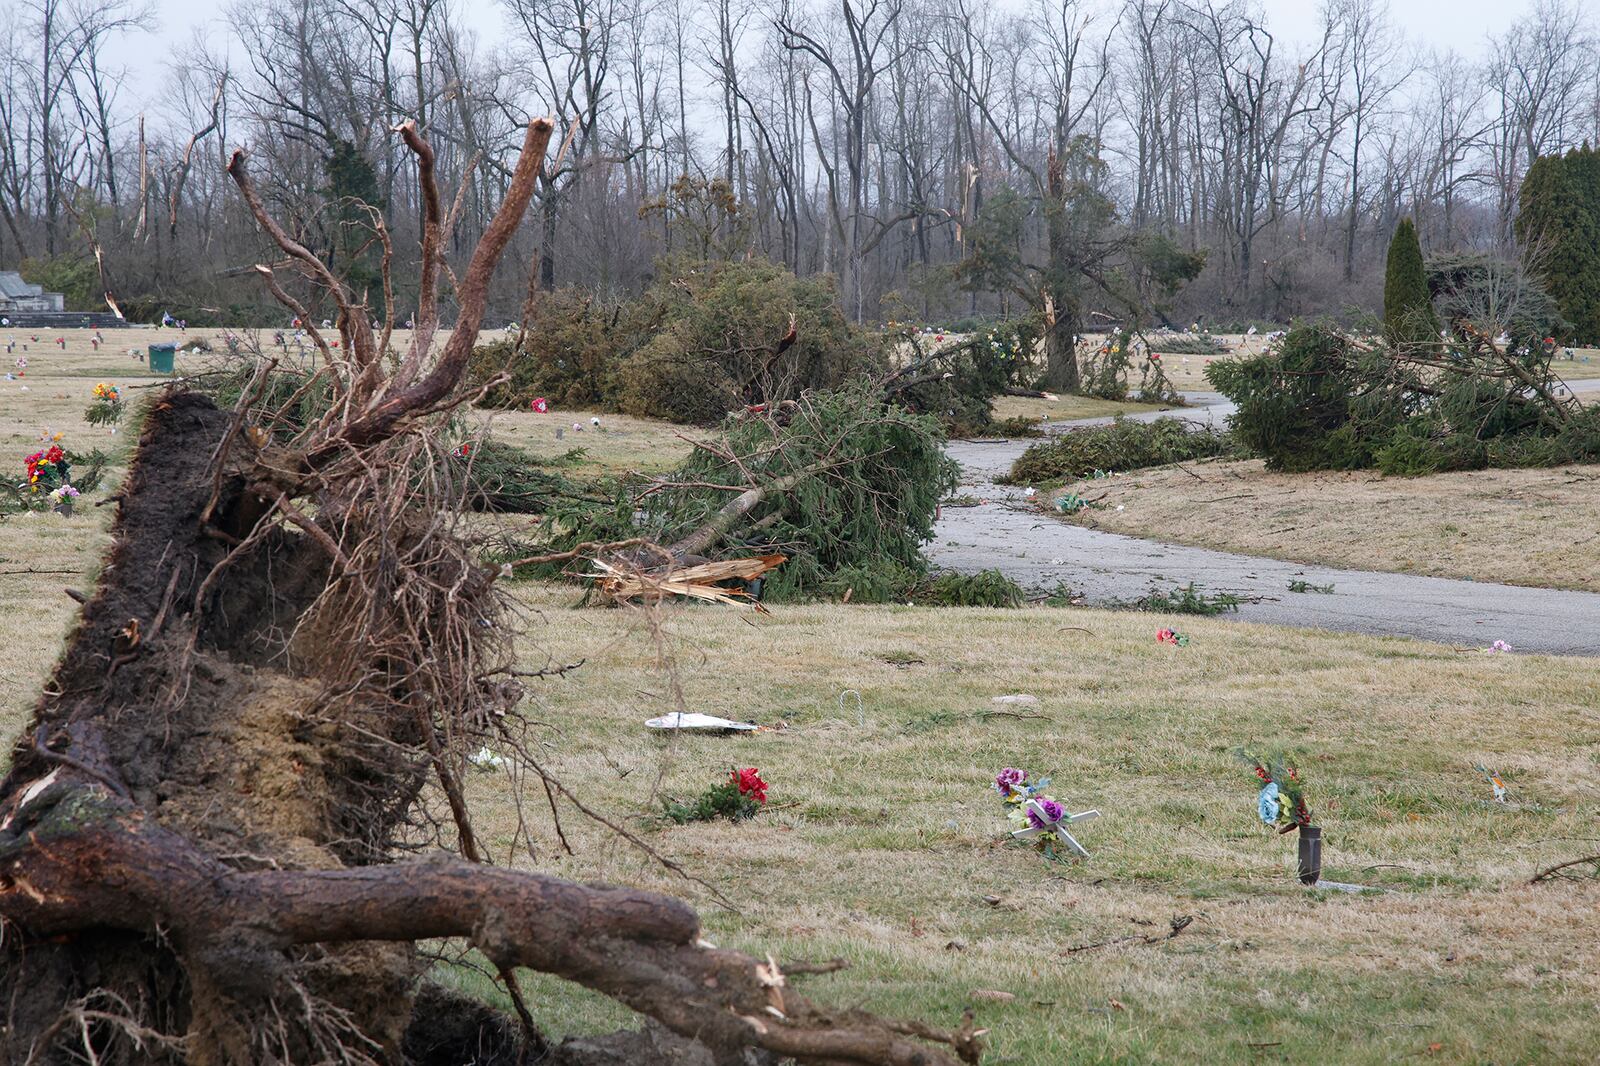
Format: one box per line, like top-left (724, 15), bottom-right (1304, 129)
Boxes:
top-left (440, 587), bottom-right (1600, 1065)
top-left (991, 393), bottom-right (1170, 426)
top-left (1045, 458), bottom-right (1600, 592)
top-left (4, 329), bottom-right (1598, 1064)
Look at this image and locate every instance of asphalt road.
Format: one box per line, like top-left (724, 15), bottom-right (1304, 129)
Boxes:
top-left (929, 385), bottom-right (1600, 656)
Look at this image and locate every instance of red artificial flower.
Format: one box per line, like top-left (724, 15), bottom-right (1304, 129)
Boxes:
top-left (25, 444), bottom-right (65, 483)
top-left (731, 767), bottom-right (768, 804)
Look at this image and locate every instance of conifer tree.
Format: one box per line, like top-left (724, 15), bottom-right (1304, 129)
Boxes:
top-left (1383, 218), bottom-right (1437, 348)
top-left (1517, 145), bottom-right (1600, 344)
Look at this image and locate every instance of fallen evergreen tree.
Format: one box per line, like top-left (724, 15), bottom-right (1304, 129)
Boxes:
top-left (528, 383), bottom-right (961, 600)
top-left (1002, 416), bottom-right (1237, 485)
top-left (1208, 321), bottom-right (1597, 475)
top-left (468, 257), bottom-right (881, 424)
top-left (880, 323), bottom-right (1038, 436)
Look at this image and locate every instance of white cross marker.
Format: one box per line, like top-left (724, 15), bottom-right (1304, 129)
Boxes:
top-left (1011, 799), bottom-right (1100, 857)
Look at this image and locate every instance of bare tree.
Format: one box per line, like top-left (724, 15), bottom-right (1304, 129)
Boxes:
top-left (778, 0), bottom-right (911, 321)
top-left (1180, 0), bottom-right (1326, 306)
top-left (943, 0), bottom-right (1115, 389)
top-left (1483, 0), bottom-right (1594, 243)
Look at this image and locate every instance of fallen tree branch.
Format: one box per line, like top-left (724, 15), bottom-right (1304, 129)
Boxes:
top-left (1530, 854), bottom-right (1600, 883)
top-left (1063, 915), bottom-right (1195, 954)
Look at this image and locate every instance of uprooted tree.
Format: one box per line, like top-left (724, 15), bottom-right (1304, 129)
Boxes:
top-left (0, 118), bottom-right (981, 1066)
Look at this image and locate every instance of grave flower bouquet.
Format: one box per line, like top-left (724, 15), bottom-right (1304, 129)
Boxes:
top-left (994, 767), bottom-right (1066, 843)
top-left (85, 382), bottom-right (125, 426)
top-left (8, 442), bottom-right (108, 513)
top-left (660, 766), bottom-right (769, 824)
top-left (983, 326), bottom-right (1027, 362)
top-left (24, 444), bottom-right (72, 496)
top-left (1240, 749), bottom-right (1311, 834)
top-left (48, 483), bottom-right (80, 514)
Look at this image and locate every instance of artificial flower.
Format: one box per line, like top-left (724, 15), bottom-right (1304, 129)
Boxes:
top-left (731, 766), bottom-right (768, 804)
top-left (1257, 782), bottom-right (1280, 825)
top-left (1027, 798), bottom-right (1065, 828)
top-left (994, 767), bottom-right (1027, 798)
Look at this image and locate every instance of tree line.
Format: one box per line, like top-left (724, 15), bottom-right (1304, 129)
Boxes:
top-left (3, 0), bottom-right (1599, 338)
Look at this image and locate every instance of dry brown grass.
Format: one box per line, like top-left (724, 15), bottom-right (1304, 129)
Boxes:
top-left (6, 328), bottom-right (1599, 1063)
top-left (0, 329), bottom-right (173, 729)
top-left (450, 587), bottom-right (1600, 1064)
top-left (1051, 458), bottom-right (1600, 591)
top-left (991, 393), bottom-right (1168, 426)
top-left (468, 404), bottom-right (693, 475)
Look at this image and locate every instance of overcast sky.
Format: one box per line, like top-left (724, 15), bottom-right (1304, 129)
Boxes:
top-left (104, 0), bottom-right (1531, 119)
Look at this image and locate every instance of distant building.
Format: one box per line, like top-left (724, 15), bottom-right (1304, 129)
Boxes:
top-left (0, 272), bottom-right (65, 314)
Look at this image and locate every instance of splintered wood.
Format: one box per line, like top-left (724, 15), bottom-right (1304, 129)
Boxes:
top-left (591, 554), bottom-right (786, 609)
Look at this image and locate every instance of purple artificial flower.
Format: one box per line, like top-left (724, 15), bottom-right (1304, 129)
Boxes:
top-left (994, 767), bottom-right (1028, 797)
top-left (1028, 799), bottom-right (1065, 828)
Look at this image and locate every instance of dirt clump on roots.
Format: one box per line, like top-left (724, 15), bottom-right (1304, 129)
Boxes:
top-left (0, 392), bottom-right (441, 1063)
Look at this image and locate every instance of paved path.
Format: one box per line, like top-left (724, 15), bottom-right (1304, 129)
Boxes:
top-left (929, 385), bottom-right (1600, 656)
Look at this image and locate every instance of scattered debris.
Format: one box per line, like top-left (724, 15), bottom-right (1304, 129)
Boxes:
top-left (644, 713), bottom-right (760, 733)
top-left (1064, 915), bottom-right (1195, 954)
top-left (591, 554), bottom-right (785, 609)
top-left (1125, 582), bottom-right (1241, 615)
top-left (467, 746), bottom-right (506, 770)
top-left (1530, 854), bottom-right (1600, 884)
top-left (1056, 493), bottom-right (1089, 514)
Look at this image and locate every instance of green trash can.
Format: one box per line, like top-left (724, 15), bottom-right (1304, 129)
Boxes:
top-left (148, 342), bottom-right (176, 373)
